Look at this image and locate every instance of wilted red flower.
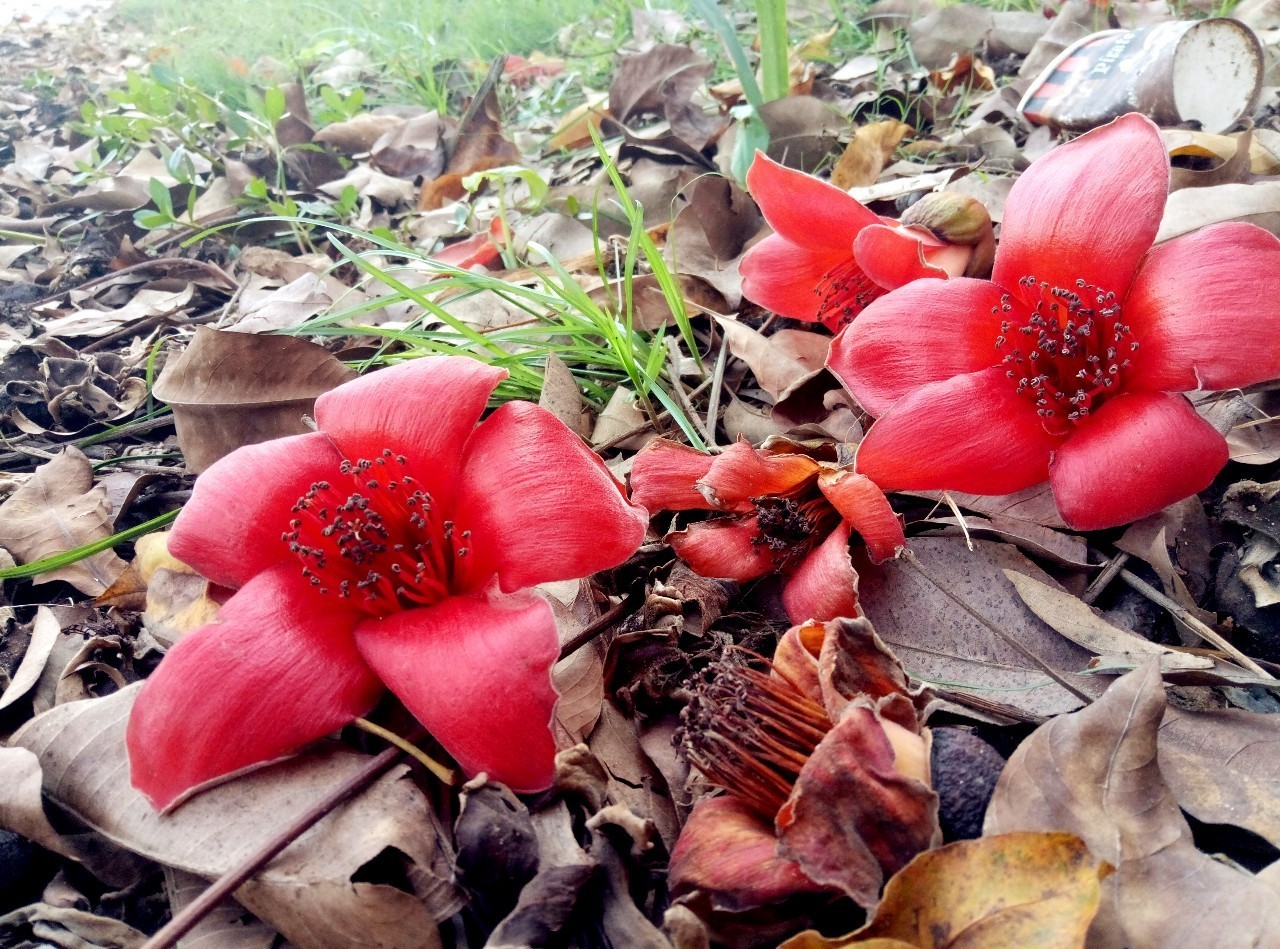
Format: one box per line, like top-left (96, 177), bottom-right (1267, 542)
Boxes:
top-left (829, 113), bottom-right (1280, 531)
top-left (127, 356), bottom-right (647, 810)
top-left (629, 438), bottom-right (904, 624)
top-left (670, 619), bottom-right (938, 914)
top-left (740, 152), bottom-right (995, 331)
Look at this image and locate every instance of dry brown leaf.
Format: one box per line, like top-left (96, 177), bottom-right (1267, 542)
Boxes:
top-left (538, 353), bottom-right (589, 438)
top-left (857, 538), bottom-right (1102, 718)
top-left (546, 96), bottom-right (610, 153)
top-left (312, 113), bottom-right (406, 155)
top-left (0, 447), bottom-right (126, 595)
top-left (164, 867), bottom-right (279, 949)
top-left (985, 663), bottom-right (1280, 948)
top-left (712, 316), bottom-right (811, 401)
top-left (11, 685), bottom-right (462, 949)
top-left (153, 326), bottom-right (355, 472)
top-left (920, 514), bottom-right (1088, 568)
top-left (419, 83), bottom-right (522, 212)
top-left (0, 747), bottom-right (80, 860)
top-left (608, 45), bottom-right (712, 126)
top-left (831, 120), bottom-right (914, 190)
top-left (782, 832), bottom-right (1107, 949)
top-left (908, 484), bottom-right (1068, 530)
top-left (666, 175), bottom-right (764, 309)
top-left (1158, 704), bottom-right (1280, 850)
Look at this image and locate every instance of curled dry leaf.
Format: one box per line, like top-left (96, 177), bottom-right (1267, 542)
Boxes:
top-left (984, 663), bottom-right (1280, 948)
top-left (830, 120), bottom-right (914, 191)
top-left (11, 685), bottom-right (463, 949)
top-left (0, 447), bottom-right (126, 596)
top-left (0, 607), bottom-right (60, 711)
top-left (781, 832), bottom-right (1107, 949)
top-left (153, 326), bottom-right (355, 472)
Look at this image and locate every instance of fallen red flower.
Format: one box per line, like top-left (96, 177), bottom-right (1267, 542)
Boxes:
top-left (127, 356), bottom-right (647, 810)
top-left (629, 438), bottom-right (904, 624)
top-left (739, 152), bottom-right (994, 331)
top-left (829, 113), bottom-right (1280, 531)
top-left (670, 619), bottom-right (938, 916)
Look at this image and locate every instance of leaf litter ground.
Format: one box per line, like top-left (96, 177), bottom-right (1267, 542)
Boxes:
top-left (1, 1), bottom-right (1280, 947)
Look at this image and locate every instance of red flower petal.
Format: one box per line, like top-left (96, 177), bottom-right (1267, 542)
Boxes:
top-left (740, 232), bottom-right (851, 323)
top-left (315, 356), bottom-right (507, 505)
top-left (629, 438), bottom-right (719, 512)
top-left (828, 278), bottom-right (1007, 418)
top-left (1124, 222), bottom-right (1280, 393)
top-left (852, 224), bottom-right (953, 290)
top-left (353, 589), bottom-right (559, 793)
top-left (669, 796), bottom-right (828, 910)
top-left (126, 565), bottom-right (381, 811)
top-left (782, 522), bottom-right (861, 624)
top-left (993, 113), bottom-right (1168, 305)
top-left (453, 401), bottom-right (647, 593)
top-left (668, 516), bottom-right (776, 582)
top-left (700, 442), bottom-right (820, 511)
top-left (855, 367), bottom-right (1064, 494)
top-left (746, 151), bottom-right (879, 249)
top-left (817, 470), bottom-right (904, 563)
top-left (168, 432), bottom-right (343, 589)
top-left (1049, 392), bottom-right (1228, 531)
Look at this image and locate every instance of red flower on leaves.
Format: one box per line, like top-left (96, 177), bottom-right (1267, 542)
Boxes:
top-left (127, 356), bottom-right (647, 810)
top-left (629, 438), bottom-right (904, 624)
top-left (740, 152), bottom-right (994, 332)
top-left (829, 113), bottom-right (1280, 531)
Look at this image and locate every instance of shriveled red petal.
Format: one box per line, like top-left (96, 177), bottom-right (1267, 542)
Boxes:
top-left (168, 432), bottom-right (342, 589)
top-left (700, 441), bottom-right (820, 511)
top-left (1049, 392), bottom-right (1228, 531)
top-left (668, 516), bottom-right (776, 582)
top-left (126, 565), bottom-right (380, 811)
top-left (629, 438), bottom-right (718, 513)
top-left (1124, 222), bottom-right (1280, 393)
top-left (772, 621), bottom-right (826, 705)
top-left (315, 356), bottom-right (507, 505)
top-left (853, 224), bottom-right (953, 290)
top-left (781, 522), bottom-right (861, 624)
top-left (453, 401), bottom-right (647, 593)
top-left (993, 113), bottom-right (1168, 305)
top-left (818, 469), bottom-right (904, 563)
top-left (353, 588), bottom-right (559, 793)
top-left (856, 367), bottom-right (1063, 495)
top-left (669, 796), bottom-right (828, 911)
top-left (740, 232), bottom-right (851, 323)
top-left (776, 704), bottom-right (938, 908)
top-left (746, 151), bottom-right (880, 248)
top-left (828, 278), bottom-right (1007, 418)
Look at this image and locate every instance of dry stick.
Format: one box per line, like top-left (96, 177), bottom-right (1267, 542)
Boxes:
top-left (1081, 550), bottom-right (1130, 605)
top-left (1118, 567), bottom-right (1275, 679)
top-left (703, 338), bottom-right (730, 450)
top-left (143, 598), bottom-right (642, 949)
top-left (898, 548), bottom-right (1094, 704)
top-left (139, 743), bottom-right (407, 949)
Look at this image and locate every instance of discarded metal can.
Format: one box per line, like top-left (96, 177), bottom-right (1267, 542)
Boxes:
top-left (1018, 18), bottom-right (1264, 133)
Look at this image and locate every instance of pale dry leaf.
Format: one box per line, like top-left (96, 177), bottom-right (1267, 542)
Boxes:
top-left (907, 484), bottom-right (1068, 530)
top-left (0, 447), bottom-right (126, 595)
top-left (12, 685), bottom-right (463, 949)
top-left (1156, 180), bottom-right (1280, 242)
top-left (0, 747), bottom-right (80, 860)
top-left (538, 353), bottom-right (588, 438)
top-left (165, 867), bottom-right (279, 949)
top-left (830, 120), bottom-right (914, 190)
top-left (0, 607), bottom-right (61, 711)
top-left (1003, 570), bottom-right (1210, 669)
top-left (985, 663), bottom-right (1280, 948)
top-left (712, 316), bottom-right (811, 401)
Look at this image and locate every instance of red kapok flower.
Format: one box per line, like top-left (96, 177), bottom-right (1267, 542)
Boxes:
top-left (127, 356), bottom-right (647, 810)
top-left (740, 152), bottom-right (995, 332)
top-left (829, 113), bottom-right (1280, 531)
top-left (629, 438), bottom-right (905, 624)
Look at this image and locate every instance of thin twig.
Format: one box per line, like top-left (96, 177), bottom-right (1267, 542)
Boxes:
top-left (1118, 568), bottom-right (1274, 678)
top-left (703, 337), bottom-right (729, 450)
top-left (558, 585), bottom-right (645, 660)
top-left (1081, 551), bottom-right (1129, 605)
top-left (666, 336), bottom-right (713, 444)
top-left (139, 743), bottom-right (407, 949)
top-left (899, 548), bottom-right (1094, 704)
